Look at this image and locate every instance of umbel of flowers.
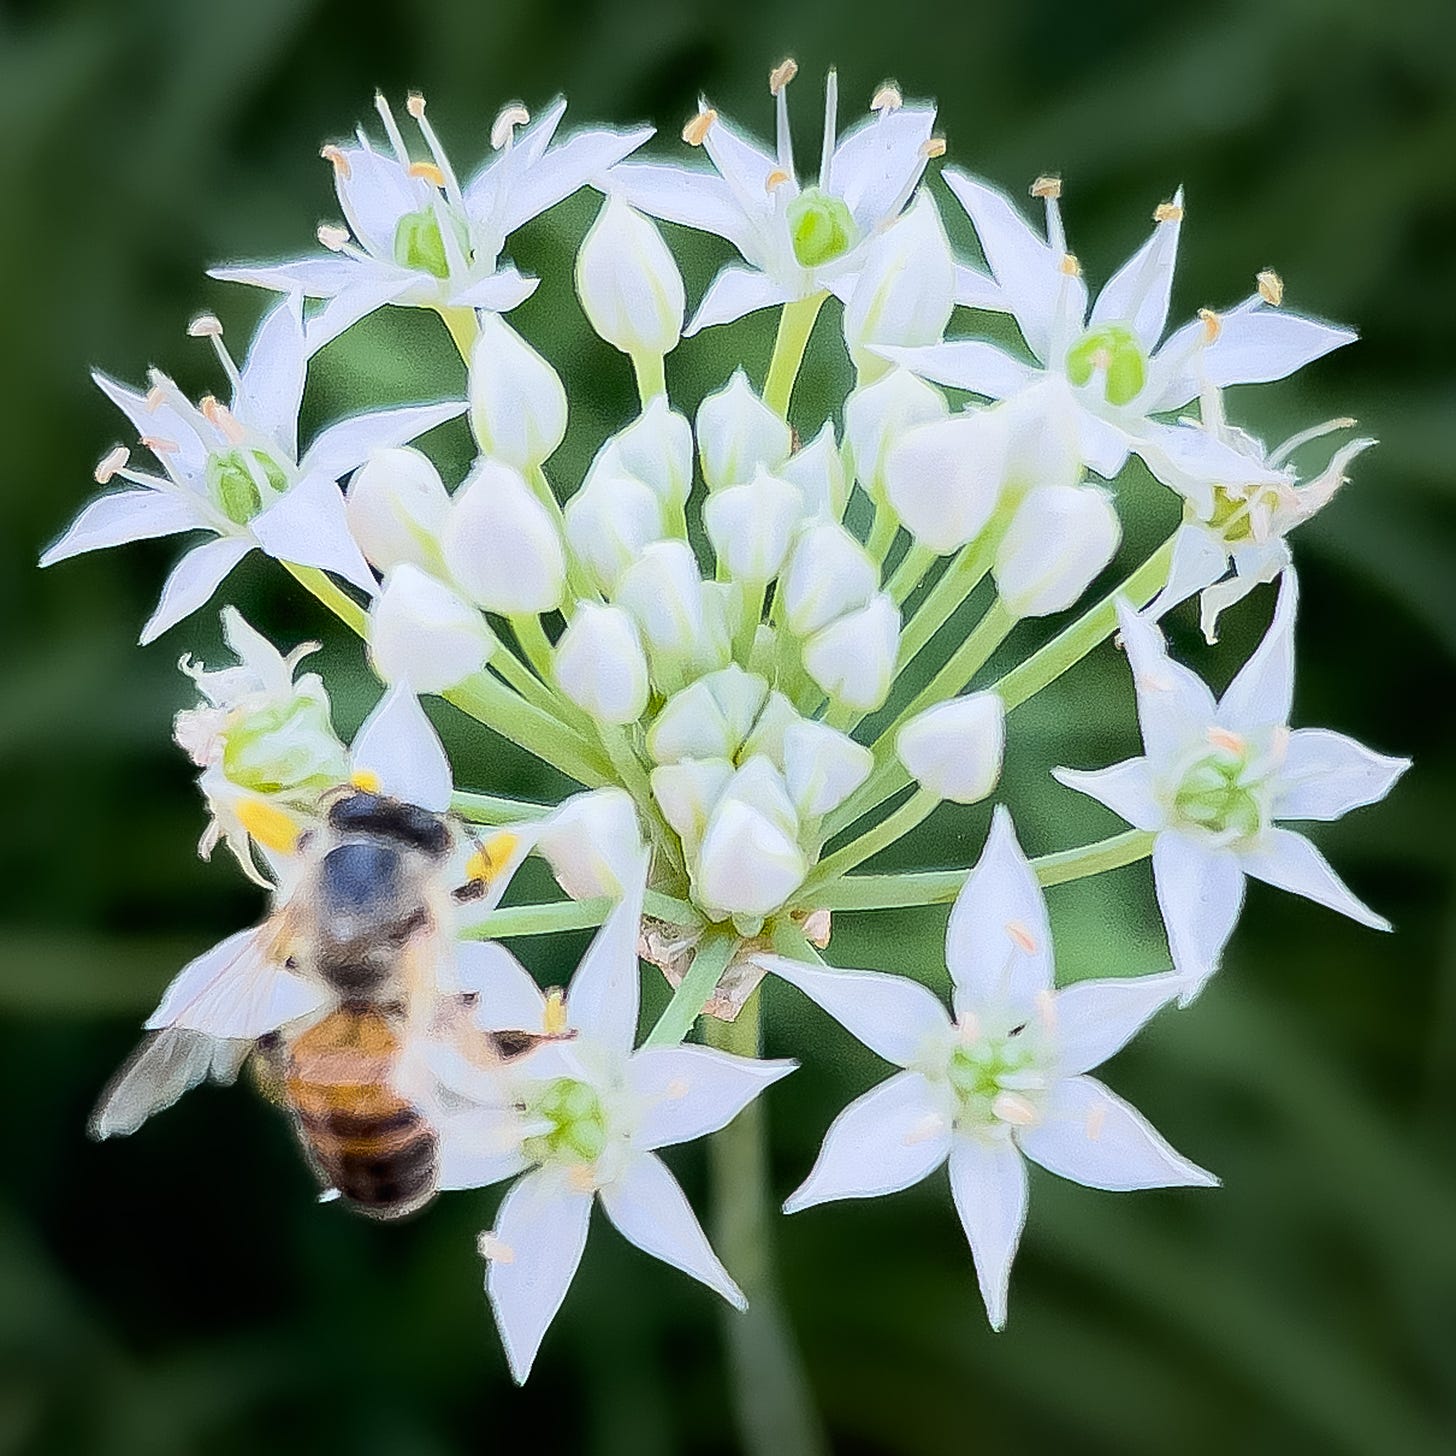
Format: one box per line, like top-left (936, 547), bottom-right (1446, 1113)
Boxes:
top-left (46, 66), bottom-right (1408, 1410)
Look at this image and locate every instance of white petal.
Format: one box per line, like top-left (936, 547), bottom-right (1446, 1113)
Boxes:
top-left (140, 537), bottom-right (252, 645)
top-left (563, 848), bottom-right (649, 1056)
top-left (685, 265), bottom-right (792, 335)
top-left (1152, 830), bottom-right (1245, 1000)
top-left (1201, 309), bottom-right (1357, 390)
top-left (1274, 728), bottom-right (1410, 822)
top-left (874, 340), bottom-right (1034, 401)
top-left (1053, 972), bottom-right (1185, 1076)
top-left (1128, 421), bottom-right (1280, 515)
top-left (784, 1071), bottom-right (952, 1212)
top-left (464, 97), bottom-right (568, 218)
top-left (301, 402), bottom-right (467, 484)
top-left (251, 472), bottom-right (376, 593)
top-left (40, 490), bottom-right (202, 565)
top-left (755, 955), bottom-right (951, 1068)
top-left (699, 113), bottom-right (778, 216)
top-left (954, 263), bottom-right (1006, 312)
top-left (303, 271), bottom-right (420, 351)
top-left (145, 927), bottom-right (329, 1038)
top-left (92, 370), bottom-right (207, 474)
top-left (600, 1151), bottom-right (744, 1308)
top-left (1051, 759), bottom-right (1163, 832)
top-left (628, 1046), bottom-right (796, 1151)
top-left (1146, 523), bottom-right (1231, 623)
top-left (495, 124), bottom-right (655, 237)
top-left (945, 808), bottom-right (1054, 1023)
top-left (1089, 193), bottom-right (1182, 351)
top-left (209, 256), bottom-right (361, 298)
top-left (1240, 827), bottom-right (1389, 930)
top-left (237, 292), bottom-right (307, 456)
top-left (831, 105), bottom-right (935, 232)
top-left (946, 1135), bottom-right (1028, 1331)
top-left (449, 268), bottom-right (540, 311)
top-left (456, 941), bottom-right (548, 1030)
top-left (1216, 570), bottom-right (1296, 735)
top-left (350, 684), bottom-right (452, 812)
top-left (486, 1167), bottom-right (593, 1384)
top-left (436, 1113), bottom-right (530, 1192)
top-left (1019, 1075), bottom-right (1218, 1190)
top-left (335, 147), bottom-right (425, 256)
top-left (609, 161), bottom-right (755, 258)
top-left (1076, 407), bottom-right (1133, 479)
top-left (1115, 598), bottom-right (1218, 766)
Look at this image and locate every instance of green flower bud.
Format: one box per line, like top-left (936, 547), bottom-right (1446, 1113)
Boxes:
top-left (393, 207), bottom-right (470, 279)
top-left (785, 187), bottom-right (858, 269)
top-left (220, 689), bottom-right (350, 798)
top-left (1065, 324), bottom-right (1148, 408)
top-left (207, 448), bottom-right (288, 525)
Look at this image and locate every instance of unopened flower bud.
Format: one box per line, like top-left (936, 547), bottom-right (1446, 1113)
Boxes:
top-left (994, 484), bottom-right (1121, 618)
top-left (368, 563), bottom-right (496, 693)
top-left (345, 446), bottom-right (451, 574)
top-left (696, 796), bottom-right (806, 920)
top-left (845, 367), bottom-right (948, 502)
top-left (442, 459), bottom-right (566, 613)
top-left (615, 540), bottom-right (709, 661)
top-left (602, 395), bottom-right (694, 509)
top-left (469, 312), bottom-right (568, 470)
top-left (779, 422), bottom-right (848, 521)
top-left (648, 666), bottom-right (769, 764)
top-left (703, 469), bottom-right (804, 584)
top-left (651, 757), bottom-right (735, 857)
top-left (535, 787), bottom-right (644, 900)
top-left (697, 370), bottom-right (792, 489)
top-left (553, 602), bottom-right (650, 725)
top-left (779, 522), bottom-right (878, 638)
top-left (739, 690), bottom-right (799, 765)
top-left (885, 410), bottom-right (1011, 554)
top-left (564, 473), bottom-right (666, 594)
top-left (801, 593), bottom-right (900, 711)
top-left (843, 192), bottom-right (955, 376)
top-left (782, 720), bottom-right (873, 818)
top-left (896, 692), bottom-right (1005, 803)
top-left (575, 194), bottom-right (686, 359)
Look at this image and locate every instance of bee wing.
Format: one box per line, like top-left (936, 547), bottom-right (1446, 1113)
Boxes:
top-left (89, 1027), bottom-right (252, 1140)
top-left (144, 923), bottom-right (330, 1040)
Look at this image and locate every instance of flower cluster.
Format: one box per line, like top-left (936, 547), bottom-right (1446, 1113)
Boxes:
top-left (50, 64), bottom-right (1408, 1381)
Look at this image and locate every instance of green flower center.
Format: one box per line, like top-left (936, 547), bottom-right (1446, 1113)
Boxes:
top-left (785, 188), bottom-right (858, 269)
top-left (207, 448), bottom-right (288, 525)
top-left (525, 1077), bottom-right (609, 1164)
top-left (1208, 482), bottom-right (1281, 545)
top-left (946, 1032), bottom-right (1046, 1131)
top-left (1174, 750), bottom-right (1266, 839)
top-left (1065, 324), bottom-right (1148, 408)
top-left (221, 692), bottom-right (349, 797)
top-left (393, 207), bottom-right (471, 279)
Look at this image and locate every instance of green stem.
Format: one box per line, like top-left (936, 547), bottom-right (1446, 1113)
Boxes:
top-left (445, 672), bottom-right (612, 787)
top-left (459, 887), bottom-right (704, 940)
top-left (807, 828), bottom-right (1158, 911)
top-left (763, 293), bottom-right (828, 418)
top-left (800, 788), bottom-right (939, 899)
top-left (643, 925), bottom-right (739, 1047)
top-left (895, 520), bottom-right (1004, 669)
top-left (450, 790), bottom-right (550, 823)
top-left (437, 304), bottom-right (479, 360)
top-left (282, 563), bottom-right (368, 637)
top-left (706, 989), bottom-right (828, 1456)
top-left (630, 349), bottom-right (667, 404)
top-left (886, 543), bottom-right (935, 605)
top-left (510, 614), bottom-right (557, 682)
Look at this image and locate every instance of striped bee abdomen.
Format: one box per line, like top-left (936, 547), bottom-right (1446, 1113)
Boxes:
top-left (284, 1007), bottom-right (439, 1220)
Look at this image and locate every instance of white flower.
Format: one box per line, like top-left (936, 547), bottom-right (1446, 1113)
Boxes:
top-left (469, 312), bottom-right (569, 471)
top-left (533, 787), bottom-right (645, 900)
top-left (345, 446), bottom-right (452, 574)
top-left (843, 366), bottom-right (948, 504)
top-left (896, 693), bottom-right (1005, 804)
top-left (443, 859), bottom-right (795, 1382)
top-left (702, 469), bottom-right (804, 584)
top-left (801, 592), bottom-right (900, 711)
top-left (592, 394), bottom-right (695, 510)
top-left (554, 603), bottom-right (650, 725)
top-left (884, 409), bottom-right (1010, 553)
top-left (368, 563), bottom-right (496, 693)
top-left (441, 459), bottom-right (567, 614)
top-left (563, 471), bottom-right (667, 595)
top-left (576, 193), bottom-right (686, 359)
top-left (779, 422), bottom-right (848, 521)
top-left (614, 63), bottom-right (940, 333)
top-left (756, 807), bottom-right (1215, 1330)
top-left (615, 541), bottom-right (732, 680)
top-left (695, 760), bottom-right (808, 921)
top-left (212, 93), bottom-right (652, 346)
top-left (993, 483), bottom-right (1121, 617)
top-left (781, 720), bottom-right (873, 819)
top-left (696, 370), bottom-right (792, 490)
top-left (647, 666), bottom-right (770, 764)
top-left (1054, 575), bottom-right (1409, 1000)
top-left (42, 299), bottom-right (465, 642)
top-left (877, 175), bottom-right (1355, 505)
top-left (778, 522), bottom-right (878, 638)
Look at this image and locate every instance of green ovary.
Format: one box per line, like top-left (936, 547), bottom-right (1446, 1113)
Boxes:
top-left (1065, 324), bottom-right (1148, 408)
top-left (785, 188), bottom-right (858, 269)
top-left (947, 1037), bottom-right (1041, 1128)
top-left (393, 207), bottom-right (470, 279)
top-left (221, 693), bottom-right (349, 797)
top-left (1174, 755), bottom-right (1265, 839)
top-left (526, 1078), bottom-right (609, 1163)
top-left (207, 448), bottom-right (288, 525)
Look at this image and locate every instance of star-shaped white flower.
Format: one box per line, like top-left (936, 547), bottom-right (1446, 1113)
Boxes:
top-left (440, 855), bottom-right (795, 1382)
top-left (212, 93), bottom-right (652, 346)
top-left (876, 174), bottom-right (1356, 508)
top-left (613, 63), bottom-right (939, 334)
top-left (1055, 575), bottom-right (1409, 1000)
top-left (41, 297), bottom-right (465, 642)
top-left (756, 807), bottom-right (1213, 1331)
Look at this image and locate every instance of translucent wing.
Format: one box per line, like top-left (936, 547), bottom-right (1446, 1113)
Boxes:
top-left (89, 1027), bottom-right (252, 1140)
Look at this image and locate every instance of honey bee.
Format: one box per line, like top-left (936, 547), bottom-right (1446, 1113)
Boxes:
top-left (92, 787), bottom-right (559, 1220)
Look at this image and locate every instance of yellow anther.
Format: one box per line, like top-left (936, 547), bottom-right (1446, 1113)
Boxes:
top-left (543, 987), bottom-right (569, 1035)
top-left (406, 91), bottom-right (426, 119)
top-left (1059, 252), bottom-right (1082, 277)
top-left (682, 108), bottom-right (717, 147)
top-left (349, 768), bottom-right (382, 792)
top-left (1257, 269), bottom-right (1284, 306)
top-left (769, 58), bottom-right (798, 95)
top-left (1154, 200), bottom-right (1184, 223)
top-left (477, 1231), bottom-right (515, 1263)
top-left (94, 446), bottom-right (129, 484)
top-left (490, 102), bottom-right (530, 150)
top-left (237, 798), bottom-right (303, 855)
top-left (920, 136), bottom-right (947, 159)
top-left (1199, 307), bottom-right (1222, 344)
top-left (317, 224), bottom-right (351, 251)
top-left (1031, 174), bottom-right (1062, 200)
top-left (1085, 1102), bottom-right (1107, 1140)
top-left (187, 314), bottom-right (223, 339)
top-left (198, 395), bottom-right (245, 443)
top-left (319, 144), bottom-right (351, 178)
top-left (1207, 726), bottom-right (1246, 755)
top-left (408, 160), bottom-right (446, 187)
top-left (992, 1092), bottom-right (1038, 1127)
top-left (870, 81), bottom-right (903, 113)
top-left (765, 167), bottom-right (792, 193)
top-left (1006, 920), bottom-right (1038, 954)
top-left (465, 830), bottom-right (520, 888)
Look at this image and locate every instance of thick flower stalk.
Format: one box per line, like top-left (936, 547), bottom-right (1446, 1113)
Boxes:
top-left (46, 58), bottom-right (1409, 1450)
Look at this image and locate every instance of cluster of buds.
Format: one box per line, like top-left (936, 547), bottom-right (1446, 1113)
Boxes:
top-left (46, 62), bottom-right (1408, 1388)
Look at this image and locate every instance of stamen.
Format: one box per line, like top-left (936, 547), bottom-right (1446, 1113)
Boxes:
top-left (1268, 416), bottom-right (1359, 468)
top-left (920, 136), bottom-right (947, 159)
top-left (491, 102), bottom-right (531, 150)
top-left (407, 161), bottom-right (444, 187)
top-left (1199, 307), bottom-right (1222, 344)
top-left (372, 92), bottom-right (412, 169)
top-left (406, 91), bottom-right (426, 120)
top-left (1207, 726), bottom-right (1246, 755)
top-left (1257, 269), bottom-right (1284, 306)
top-left (769, 57), bottom-right (798, 95)
top-left (765, 168), bottom-right (792, 193)
top-left (1085, 1103), bottom-right (1106, 1140)
top-left (236, 798), bottom-right (302, 855)
top-left (871, 81), bottom-right (903, 113)
top-left (770, 61), bottom-right (796, 173)
top-left (681, 107), bottom-right (716, 147)
top-left (349, 768), bottom-right (382, 792)
top-left (543, 987), bottom-right (568, 1035)
top-left (139, 435), bottom-right (179, 455)
top-left (144, 385), bottom-right (167, 413)
top-left (319, 144), bottom-right (351, 179)
top-left (1154, 199), bottom-right (1184, 223)
top-left (800, 908), bottom-right (832, 947)
top-left (1059, 253), bottom-right (1081, 277)
top-left (317, 224), bottom-right (352, 251)
top-left (1005, 920), bottom-right (1038, 954)
top-left (992, 1092), bottom-right (1038, 1127)
top-left (1030, 175), bottom-right (1062, 199)
top-left (199, 396), bottom-right (245, 444)
top-left (94, 446), bottom-right (130, 484)
top-left (477, 1231), bottom-right (515, 1263)
top-left (819, 69), bottom-right (838, 187)
top-left (187, 314), bottom-right (223, 339)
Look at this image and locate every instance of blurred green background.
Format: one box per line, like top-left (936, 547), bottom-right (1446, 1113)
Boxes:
top-left (4, 0), bottom-right (1455, 1450)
